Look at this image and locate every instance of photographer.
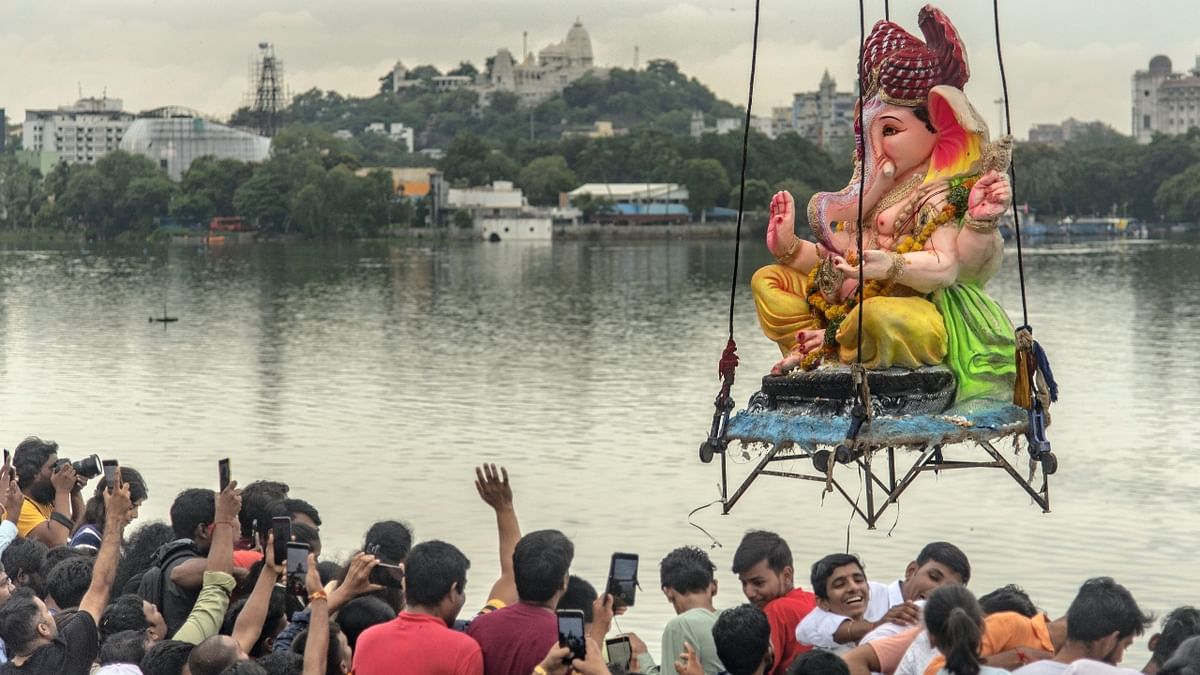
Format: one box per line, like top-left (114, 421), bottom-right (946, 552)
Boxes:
top-left (12, 437), bottom-right (87, 548)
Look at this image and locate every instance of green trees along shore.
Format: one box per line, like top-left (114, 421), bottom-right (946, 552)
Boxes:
top-left (2, 60), bottom-right (1200, 240)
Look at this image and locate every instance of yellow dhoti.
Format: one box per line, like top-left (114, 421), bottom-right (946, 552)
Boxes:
top-left (751, 264), bottom-right (948, 369)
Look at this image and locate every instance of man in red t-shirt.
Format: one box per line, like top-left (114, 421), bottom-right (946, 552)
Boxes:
top-left (353, 540), bottom-right (482, 675)
top-left (732, 530), bottom-right (816, 675)
top-left (467, 530), bottom-right (574, 675)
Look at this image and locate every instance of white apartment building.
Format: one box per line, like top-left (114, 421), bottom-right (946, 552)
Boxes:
top-left (1132, 54), bottom-right (1200, 144)
top-left (23, 97), bottom-right (134, 164)
top-left (791, 70), bottom-right (856, 150)
top-left (364, 122), bottom-right (415, 152)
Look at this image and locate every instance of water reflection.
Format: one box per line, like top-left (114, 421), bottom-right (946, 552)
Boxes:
top-left (0, 235), bottom-right (1196, 661)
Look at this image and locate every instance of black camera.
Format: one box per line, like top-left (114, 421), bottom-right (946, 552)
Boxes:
top-left (53, 454), bottom-right (103, 479)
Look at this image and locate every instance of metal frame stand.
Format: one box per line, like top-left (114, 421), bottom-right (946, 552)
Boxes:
top-left (718, 438), bottom-right (1050, 529)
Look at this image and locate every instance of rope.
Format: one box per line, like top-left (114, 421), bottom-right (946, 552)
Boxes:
top-left (884, 0), bottom-right (890, 21)
top-left (726, 0), bottom-right (762, 341)
top-left (991, 0), bottom-right (1030, 327)
top-left (854, 0), bottom-right (867, 364)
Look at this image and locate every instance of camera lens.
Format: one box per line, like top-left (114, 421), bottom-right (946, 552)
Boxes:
top-left (72, 454), bottom-right (103, 479)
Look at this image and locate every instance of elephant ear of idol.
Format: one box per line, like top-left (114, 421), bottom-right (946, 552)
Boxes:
top-left (926, 86), bottom-right (989, 184)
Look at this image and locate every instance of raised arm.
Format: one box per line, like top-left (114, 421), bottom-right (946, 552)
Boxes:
top-left (476, 464), bottom-right (521, 606)
top-left (233, 531), bottom-right (283, 653)
top-left (0, 460), bottom-right (24, 556)
top-left (303, 554), bottom-right (330, 675)
top-left (24, 462), bottom-right (80, 547)
top-left (78, 472), bottom-right (133, 620)
top-left (172, 482), bottom-right (242, 644)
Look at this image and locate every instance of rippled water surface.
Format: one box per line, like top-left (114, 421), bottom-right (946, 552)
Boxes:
top-left (1, 235), bottom-right (1196, 662)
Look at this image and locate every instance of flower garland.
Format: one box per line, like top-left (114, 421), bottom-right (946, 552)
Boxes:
top-left (796, 176), bottom-right (978, 370)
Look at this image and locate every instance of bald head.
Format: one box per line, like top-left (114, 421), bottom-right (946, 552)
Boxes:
top-left (187, 635), bottom-right (243, 675)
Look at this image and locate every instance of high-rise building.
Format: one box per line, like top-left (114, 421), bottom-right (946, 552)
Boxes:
top-left (23, 97), bottom-right (134, 164)
top-left (0, 108), bottom-right (6, 153)
top-left (1132, 54), bottom-right (1200, 144)
top-left (791, 70), bottom-right (857, 151)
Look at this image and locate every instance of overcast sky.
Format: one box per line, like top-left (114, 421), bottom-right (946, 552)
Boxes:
top-left (3, 0), bottom-right (1197, 139)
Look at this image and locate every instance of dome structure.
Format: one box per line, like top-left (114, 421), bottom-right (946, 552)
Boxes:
top-left (564, 19), bottom-right (594, 65)
top-left (1148, 55), bottom-right (1172, 76)
top-left (120, 116), bottom-right (270, 181)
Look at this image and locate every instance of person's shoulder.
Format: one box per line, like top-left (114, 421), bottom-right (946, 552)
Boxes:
top-left (355, 616), bottom-right (400, 648)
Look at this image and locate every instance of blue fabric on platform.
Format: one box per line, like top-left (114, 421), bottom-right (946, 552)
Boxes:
top-left (725, 403), bottom-right (1028, 448)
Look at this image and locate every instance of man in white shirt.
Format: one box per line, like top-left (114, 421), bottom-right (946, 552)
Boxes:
top-left (1012, 578), bottom-right (1151, 675)
top-left (796, 542), bottom-right (972, 651)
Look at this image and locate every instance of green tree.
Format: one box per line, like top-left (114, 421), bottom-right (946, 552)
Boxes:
top-left (680, 158), bottom-right (729, 221)
top-left (0, 156), bottom-right (46, 230)
top-left (233, 172), bottom-right (291, 230)
top-left (453, 209), bottom-right (474, 228)
top-left (735, 178), bottom-right (772, 214)
top-left (447, 61), bottom-right (479, 77)
top-left (440, 133), bottom-right (519, 186)
top-left (518, 156), bottom-right (578, 206)
top-left (1155, 163), bottom-right (1200, 222)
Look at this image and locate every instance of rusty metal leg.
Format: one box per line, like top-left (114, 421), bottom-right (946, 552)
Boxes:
top-left (864, 453), bottom-right (877, 529)
top-left (977, 439), bottom-right (1051, 511)
top-left (723, 443), bottom-right (782, 514)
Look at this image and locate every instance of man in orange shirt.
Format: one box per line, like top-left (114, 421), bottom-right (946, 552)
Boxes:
top-left (732, 531), bottom-right (816, 675)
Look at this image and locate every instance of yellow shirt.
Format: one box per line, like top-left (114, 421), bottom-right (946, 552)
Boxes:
top-left (17, 498), bottom-right (53, 537)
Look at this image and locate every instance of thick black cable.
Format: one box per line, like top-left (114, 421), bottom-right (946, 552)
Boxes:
top-left (992, 0), bottom-right (1030, 327)
top-left (854, 0), bottom-right (867, 361)
top-left (884, 0), bottom-right (890, 21)
top-left (727, 0), bottom-right (762, 339)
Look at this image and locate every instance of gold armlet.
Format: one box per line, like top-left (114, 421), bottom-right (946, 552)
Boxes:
top-left (887, 252), bottom-right (907, 282)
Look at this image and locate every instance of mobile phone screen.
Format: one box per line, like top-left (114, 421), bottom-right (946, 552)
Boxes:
top-left (608, 553), bottom-right (639, 608)
top-left (286, 543), bottom-right (310, 595)
top-left (102, 460), bottom-right (119, 486)
top-left (218, 458), bottom-right (231, 491)
top-left (557, 610), bottom-right (586, 663)
top-left (606, 637), bottom-right (633, 669)
top-left (272, 517), bottom-right (291, 567)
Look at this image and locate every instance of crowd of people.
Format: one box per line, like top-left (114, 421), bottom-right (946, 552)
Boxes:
top-left (0, 436), bottom-right (1195, 675)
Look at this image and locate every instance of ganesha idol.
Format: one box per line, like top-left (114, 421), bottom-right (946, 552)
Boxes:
top-left (752, 5), bottom-right (1016, 409)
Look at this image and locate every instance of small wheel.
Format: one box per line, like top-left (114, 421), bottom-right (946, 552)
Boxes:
top-left (834, 444), bottom-right (854, 465)
top-left (1040, 452), bottom-right (1058, 475)
top-left (812, 450), bottom-right (831, 473)
top-left (698, 441), bottom-right (716, 464)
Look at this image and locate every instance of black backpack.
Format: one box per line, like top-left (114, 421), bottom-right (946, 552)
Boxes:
top-left (136, 539), bottom-right (200, 612)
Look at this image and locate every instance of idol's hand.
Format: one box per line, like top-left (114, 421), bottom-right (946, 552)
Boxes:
top-left (967, 171), bottom-right (1011, 221)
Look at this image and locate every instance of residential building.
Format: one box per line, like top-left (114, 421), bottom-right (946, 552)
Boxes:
top-left (364, 122), bottom-right (415, 152)
top-left (1027, 118), bottom-right (1108, 145)
top-left (561, 120), bottom-right (624, 139)
top-left (448, 180), bottom-right (525, 216)
top-left (119, 108), bottom-right (270, 180)
top-left (690, 112), bottom-right (774, 139)
top-left (23, 97), bottom-right (134, 165)
top-left (791, 70), bottom-right (856, 150)
top-left (1132, 54), bottom-right (1200, 143)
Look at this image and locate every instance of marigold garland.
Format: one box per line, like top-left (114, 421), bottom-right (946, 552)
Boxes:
top-left (795, 178), bottom-right (978, 371)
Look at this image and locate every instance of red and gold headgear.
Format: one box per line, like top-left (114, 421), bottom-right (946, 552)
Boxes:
top-left (860, 4), bottom-right (970, 106)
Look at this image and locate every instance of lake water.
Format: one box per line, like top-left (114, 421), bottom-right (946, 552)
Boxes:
top-left (1, 234), bottom-right (1196, 664)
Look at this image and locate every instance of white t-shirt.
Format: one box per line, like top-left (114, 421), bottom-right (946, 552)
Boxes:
top-left (1016, 660), bottom-right (1142, 675)
top-left (862, 598), bottom-right (927, 645)
top-left (894, 630), bottom-right (938, 675)
top-left (795, 579), bottom-right (904, 649)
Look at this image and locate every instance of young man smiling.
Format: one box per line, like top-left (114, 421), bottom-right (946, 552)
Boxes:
top-left (732, 531), bottom-right (816, 675)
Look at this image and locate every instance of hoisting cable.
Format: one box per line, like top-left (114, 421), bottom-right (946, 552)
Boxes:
top-left (991, 0), bottom-right (1058, 462)
top-left (699, 0), bottom-right (762, 467)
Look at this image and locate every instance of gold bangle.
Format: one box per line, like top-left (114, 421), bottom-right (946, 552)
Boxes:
top-left (888, 252), bottom-right (906, 282)
top-left (308, 590), bottom-right (328, 603)
top-left (775, 237), bottom-right (801, 264)
top-left (533, 667), bottom-right (549, 675)
top-left (962, 215), bottom-right (999, 233)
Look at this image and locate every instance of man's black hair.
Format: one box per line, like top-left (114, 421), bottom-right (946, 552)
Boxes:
top-left (1161, 635), bottom-right (1200, 675)
top-left (2, 538), bottom-right (47, 589)
top-left (170, 488), bottom-right (216, 540)
top-left (512, 530), bottom-right (574, 604)
top-left (558, 576), bottom-right (597, 624)
top-left (101, 594), bottom-right (152, 641)
top-left (47, 556), bottom-right (95, 609)
top-left (141, 639), bottom-right (194, 675)
top-left (915, 542), bottom-right (972, 585)
top-left (256, 651), bottom-right (304, 675)
top-left (659, 546), bottom-right (716, 595)
top-left (788, 649), bottom-right (851, 675)
top-left (810, 553), bottom-right (864, 601)
top-left (404, 540), bottom-right (470, 608)
top-left (317, 561), bottom-right (343, 587)
top-left (41, 545), bottom-right (89, 579)
top-left (1155, 608), bottom-right (1200, 667)
top-left (292, 523), bottom-right (321, 551)
top-left (362, 520), bottom-right (413, 565)
top-left (337, 596), bottom-right (395, 651)
top-left (239, 480), bottom-right (290, 540)
top-left (282, 498), bottom-right (321, 528)
top-left (978, 585), bottom-right (1037, 618)
top-left (13, 437), bottom-right (57, 489)
top-left (100, 628), bottom-right (150, 665)
top-left (115, 521), bottom-right (176, 594)
top-left (292, 621), bottom-right (345, 675)
top-left (1066, 577), bottom-right (1153, 643)
top-left (732, 530), bottom-right (792, 575)
top-left (189, 635), bottom-right (243, 675)
top-left (0, 588), bottom-right (43, 656)
top-left (713, 603), bottom-right (772, 675)
top-left (223, 661), bottom-right (269, 675)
